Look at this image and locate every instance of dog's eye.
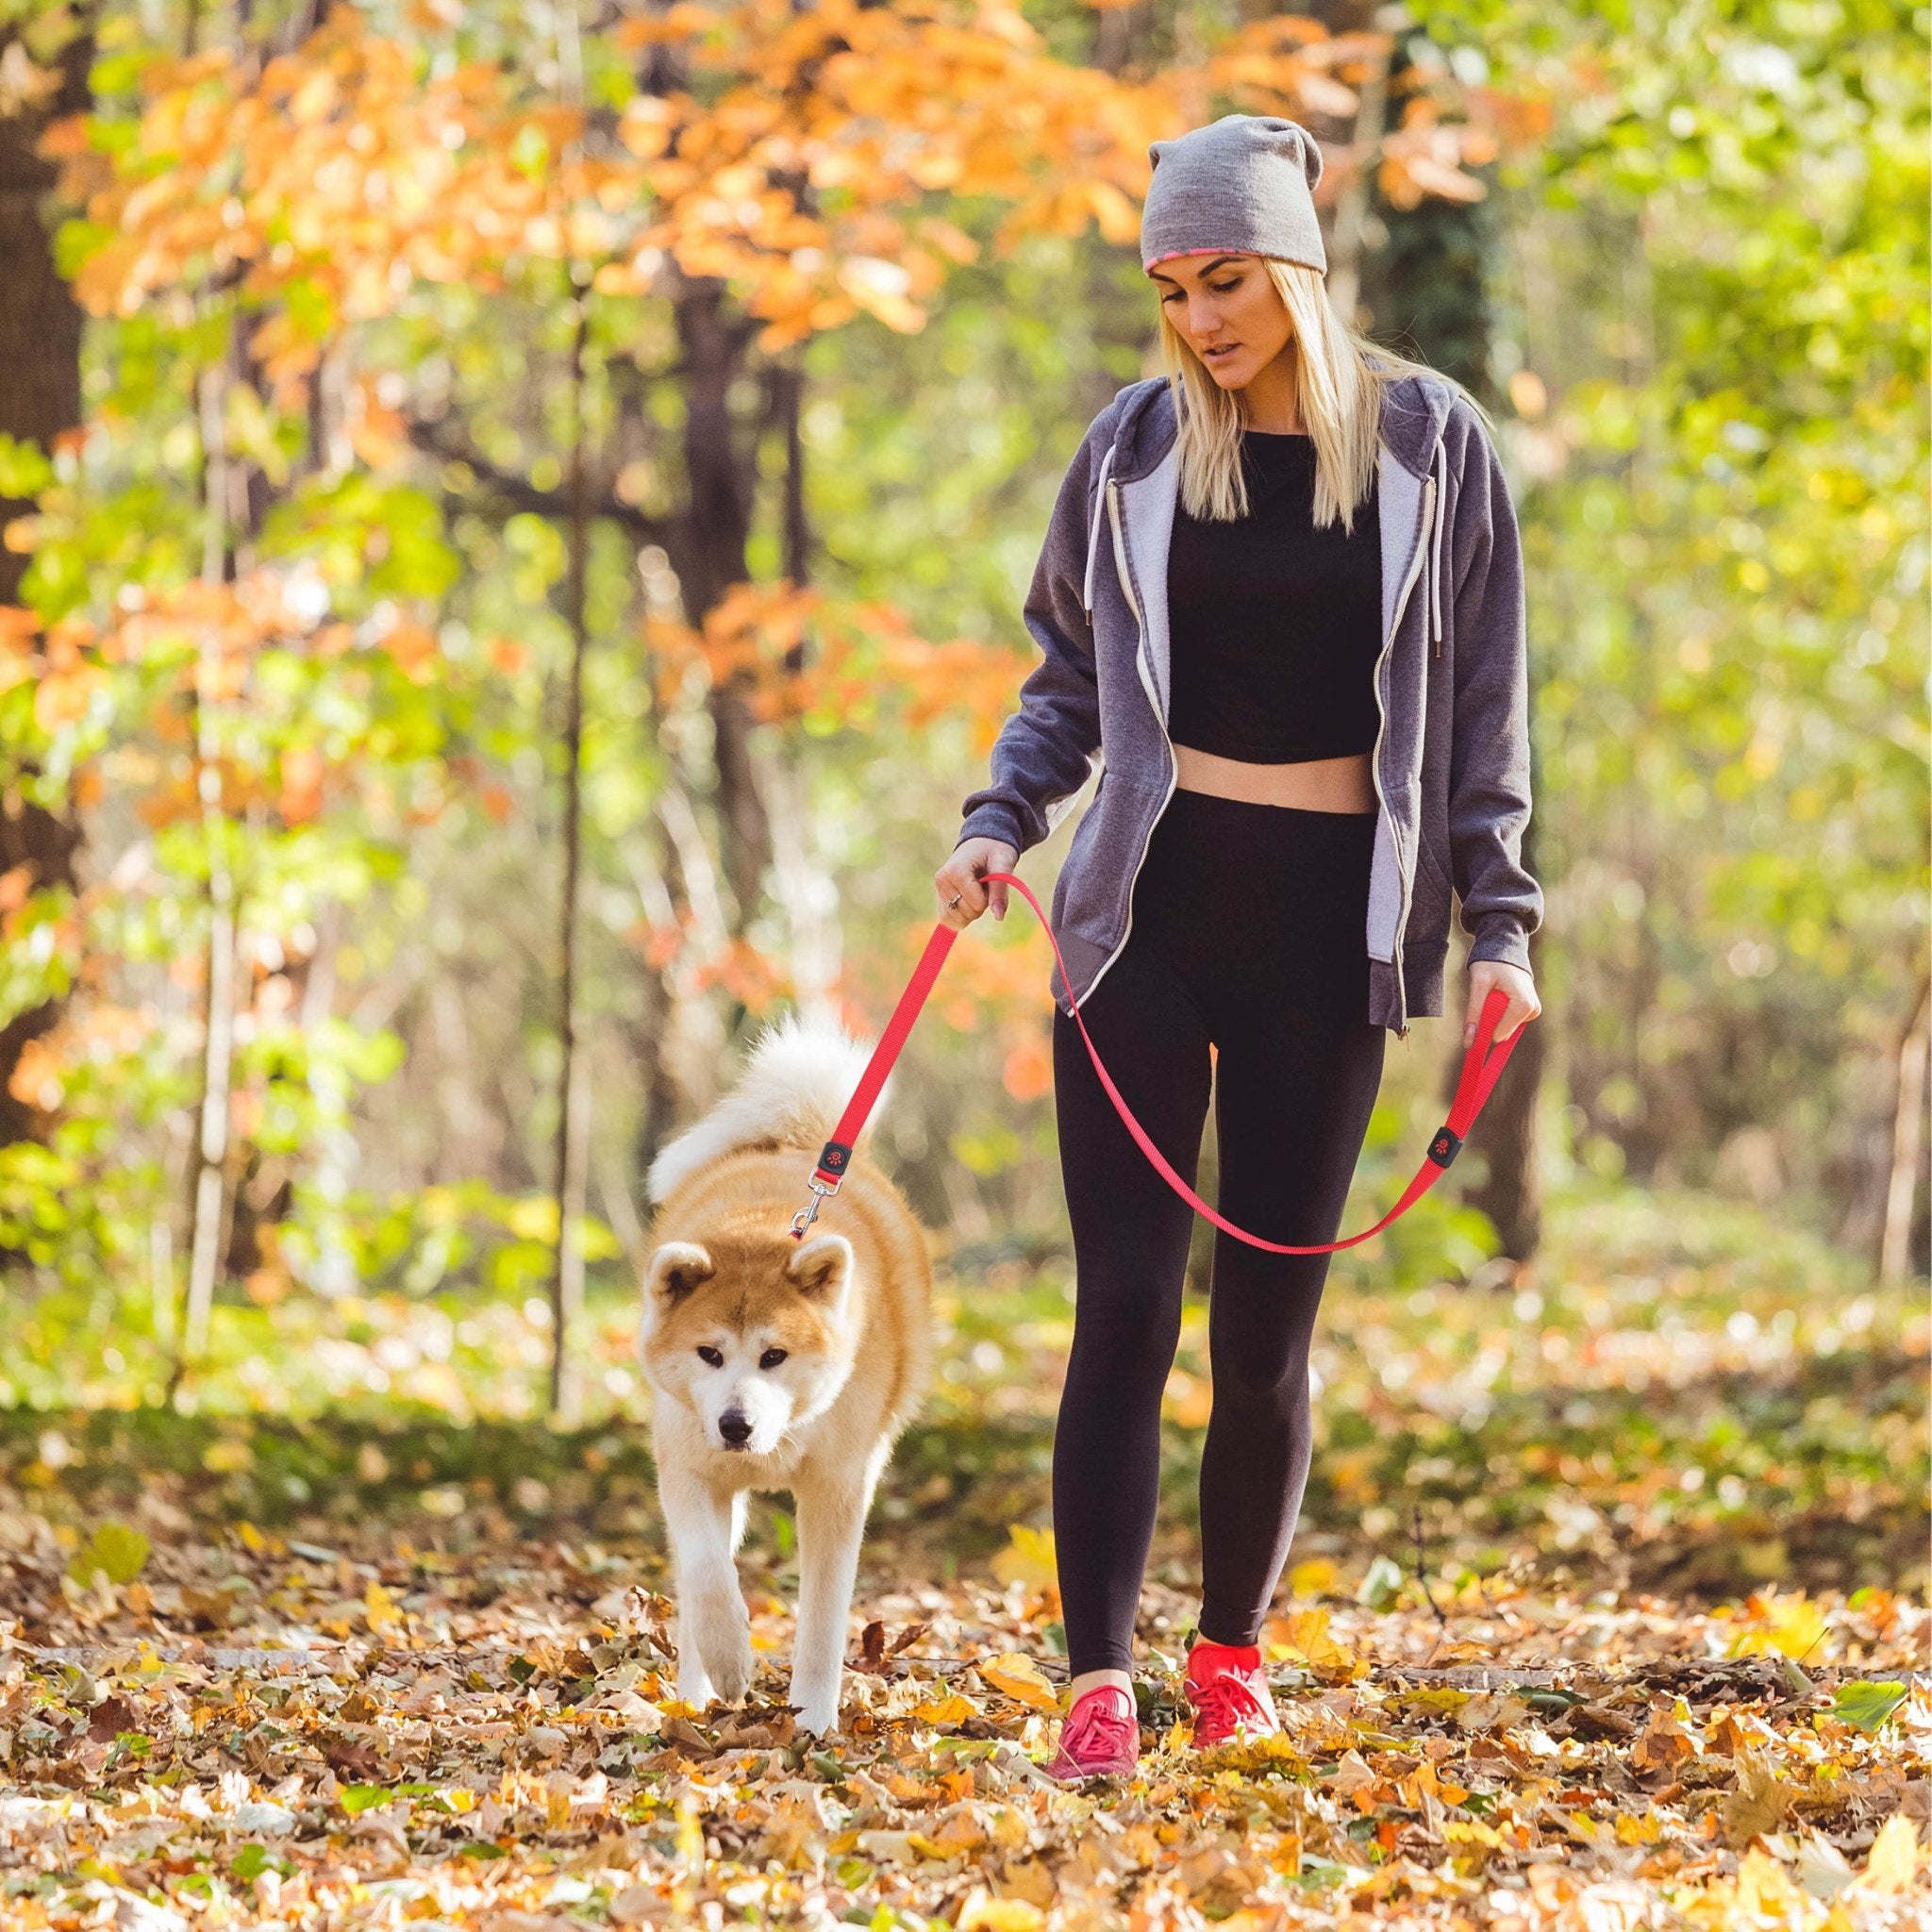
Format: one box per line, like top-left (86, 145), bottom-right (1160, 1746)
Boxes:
top-left (758, 1348), bottom-right (789, 1371)
top-left (696, 1345), bottom-right (724, 1367)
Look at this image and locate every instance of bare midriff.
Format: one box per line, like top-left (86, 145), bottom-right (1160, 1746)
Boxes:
top-left (1171, 743), bottom-right (1377, 814)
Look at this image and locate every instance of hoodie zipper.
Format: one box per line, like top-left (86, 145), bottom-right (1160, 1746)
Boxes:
top-left (1373, 459), bottom-right (1440, 1041)
top-left (1074, 471), bottom-right (1176, 1010)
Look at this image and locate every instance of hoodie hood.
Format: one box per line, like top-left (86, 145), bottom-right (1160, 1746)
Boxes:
top-left (1081, 363), bottom-right (1457, 651)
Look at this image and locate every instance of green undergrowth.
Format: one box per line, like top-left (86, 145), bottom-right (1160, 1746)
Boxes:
top-left (2, 1176), bottom-right (1924, 1598)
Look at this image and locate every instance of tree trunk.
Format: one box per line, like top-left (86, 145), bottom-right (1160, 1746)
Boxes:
top-left (0, 15), bottom-right (92, 1155)
top-left (182, 353), bottom-right (239, 1363)
top-left (549, 291), bottom-right (591, 1428)
top-left (1879, 974), bottom-right (1930, 1286)
top-left (761, 354), bottom-right (840, 1024)
top-left (676, 274), bottom-right (770, 932)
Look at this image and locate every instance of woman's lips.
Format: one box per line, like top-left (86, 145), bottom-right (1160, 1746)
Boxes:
top-left (1204, 344), bottom-right (1240, 358)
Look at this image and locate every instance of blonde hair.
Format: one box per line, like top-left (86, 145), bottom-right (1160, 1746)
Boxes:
top-left (1156, 257), bottom-right (1496, 530)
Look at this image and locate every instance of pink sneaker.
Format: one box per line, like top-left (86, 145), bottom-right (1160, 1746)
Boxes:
top-left (1041, 1682), bottom-right (1140, 1783)
top-left (1184, 1639), bottom-right (1281, 1748)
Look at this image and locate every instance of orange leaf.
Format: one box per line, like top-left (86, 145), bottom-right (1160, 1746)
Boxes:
top-left (976, 1654), bottom-right (1058, 1712)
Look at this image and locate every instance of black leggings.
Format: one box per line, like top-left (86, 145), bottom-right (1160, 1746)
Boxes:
top-left (1051, 786), bottom-right (1387, 1675)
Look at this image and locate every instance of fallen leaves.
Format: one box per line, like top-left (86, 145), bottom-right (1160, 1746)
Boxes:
top-left (975, 1652), bottom-right (1059, 1712)
top-left (3, 1516), bottom-right (1917, 1930)
top-left (0, 1218), bottom-right (1923, 1928)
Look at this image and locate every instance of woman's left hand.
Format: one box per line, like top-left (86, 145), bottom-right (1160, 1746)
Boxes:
top-left (1465, 958), bottom-right (1540, 1049)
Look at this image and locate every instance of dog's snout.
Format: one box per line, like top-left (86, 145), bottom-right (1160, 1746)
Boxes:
top-left (718, 1409), bottom-right (753, 1448)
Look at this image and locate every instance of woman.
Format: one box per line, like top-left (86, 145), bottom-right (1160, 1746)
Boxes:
top-left (932, 113), bottom-right (1543, 1781)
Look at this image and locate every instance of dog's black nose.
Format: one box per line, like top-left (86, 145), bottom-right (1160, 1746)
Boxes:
top-left (718, 1410), bottom-right (753, 1448)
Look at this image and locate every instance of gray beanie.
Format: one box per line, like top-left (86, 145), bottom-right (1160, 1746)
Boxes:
top-left (1141, 113), bottom-right (1327, 276)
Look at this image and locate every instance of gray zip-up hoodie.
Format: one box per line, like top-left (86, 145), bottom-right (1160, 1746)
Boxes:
top-left (954, 361), bottom-right (1542, 1041)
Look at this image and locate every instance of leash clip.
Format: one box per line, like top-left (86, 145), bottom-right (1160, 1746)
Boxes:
top-left (791, 1140), bottom-right (853, 1239)
top-left (789, 1178), bottom-right (836, 1241)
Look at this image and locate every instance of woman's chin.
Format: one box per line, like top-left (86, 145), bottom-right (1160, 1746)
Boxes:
top-left (1203, 358), bottom-right (1251, 387)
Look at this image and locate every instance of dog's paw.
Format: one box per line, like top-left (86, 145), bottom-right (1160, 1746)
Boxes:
top-left (700, 1633), bottom-right (755, 1705)
top-left (674, 1651), bottom-right (716, 1709)
top-left (790, 1670), bottom-right (843, 1739)
top-left (793, 1698), bottom-right (841, 1739)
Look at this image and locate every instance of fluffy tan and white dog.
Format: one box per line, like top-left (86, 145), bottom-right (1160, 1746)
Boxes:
top-left (639, 1015), bottom-right (933, 1736)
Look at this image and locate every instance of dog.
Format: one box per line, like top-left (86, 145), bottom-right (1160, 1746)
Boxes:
top-left (639, 1013), bottom-right (934, 1736)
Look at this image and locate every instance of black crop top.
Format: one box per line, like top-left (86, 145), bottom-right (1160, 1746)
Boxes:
top-left (1165, 429), bottom-right (1382, 764)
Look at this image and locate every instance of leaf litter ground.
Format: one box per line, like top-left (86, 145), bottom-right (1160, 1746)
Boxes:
top-left (1, 1187), bottom-right (1926, 1927)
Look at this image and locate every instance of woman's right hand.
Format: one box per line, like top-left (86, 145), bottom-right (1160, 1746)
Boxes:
top-left (935, 838), bottom-right (1019, 930)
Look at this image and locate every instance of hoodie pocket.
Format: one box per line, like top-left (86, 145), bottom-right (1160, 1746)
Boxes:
top-left (1051, 774), bottom-right (1142, 944)
top-left (1413, 822), bottom-right (1454, 935)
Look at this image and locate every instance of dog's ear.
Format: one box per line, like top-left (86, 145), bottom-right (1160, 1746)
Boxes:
top-left (785, 1233), bottom-right (853, 1306)
top-left (644, 1241), bottom-right (715, 1307)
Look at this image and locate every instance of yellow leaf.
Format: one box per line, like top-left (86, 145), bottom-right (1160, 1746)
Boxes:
top-left (956, 1889), bottom-right (1044, 1932)
top-left (977, 1654), bottom-right (1059, 1712)
top-left (505, 1195), bottom-right (558, 1241)
top-left (1289, 1557), bottom-right (1338, 1599)
top-left (1615, 1811), bottom-right (1662, 1844)
top-left (911, 1692), bottom-right (977, 1725)
top-left (1735, 1846), bottom-right (1802, 1914)
top-left (1853, 1813), bottom-right (1920, 1894)
top-left (989, 1524), bottom-right (1058, 1595)
top-left (1728, 1591), bottom-right (1829, 1663)
top-left (1270, 1607), bottom-right (1361, 1678)
top-left (364, 1580), bottom-right (401, 1632)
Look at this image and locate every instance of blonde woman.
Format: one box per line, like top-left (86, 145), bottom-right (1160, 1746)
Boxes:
top-left (932, 114), bottom-right (1544, 1781)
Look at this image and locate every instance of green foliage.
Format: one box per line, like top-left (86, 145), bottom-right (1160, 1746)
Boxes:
top-left (1357, 1555), bottom-right (1406, 1612)
top-left (1830, 1679), bottom-right (1909, 1733)
top-left (0, 433), bottom-right (56, 499)
top-left (67, 1520), bottom-right (150, 1586)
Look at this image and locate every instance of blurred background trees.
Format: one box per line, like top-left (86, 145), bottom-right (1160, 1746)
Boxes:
top-left (0, 0), bottom-right (1924, 1426)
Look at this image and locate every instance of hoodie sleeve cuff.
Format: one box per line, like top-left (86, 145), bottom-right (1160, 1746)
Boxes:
top-left (954, 807), bottom-right (1029, 856)
top-left (1466, 920), bottom-right (1534, 975)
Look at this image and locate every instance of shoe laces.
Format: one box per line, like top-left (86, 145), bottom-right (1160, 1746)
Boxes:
top-left (1190, 1665), bottom-right (1271, 1735)
top-left (1061, 1686), bottom-right (1137, 1760)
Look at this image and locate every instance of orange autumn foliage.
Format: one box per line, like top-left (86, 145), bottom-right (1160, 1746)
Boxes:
top-left (47, 3), bottom-right (1498, 368)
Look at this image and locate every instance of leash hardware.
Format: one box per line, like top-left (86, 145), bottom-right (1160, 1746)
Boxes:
top-left (1426, 1124), bottom-right (1463, 1169)
top-left (790, 1140), bottom-right (855, 1240)
top-left (789, 1177), bottom-right (836, 1241)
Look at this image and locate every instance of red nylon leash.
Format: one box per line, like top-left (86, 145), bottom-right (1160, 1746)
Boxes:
top-left (791, 870), bottom-right (1522, 1249)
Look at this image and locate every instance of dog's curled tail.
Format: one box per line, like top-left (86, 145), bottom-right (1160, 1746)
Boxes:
top-left (645, 1012), bottom-right (883, 1205)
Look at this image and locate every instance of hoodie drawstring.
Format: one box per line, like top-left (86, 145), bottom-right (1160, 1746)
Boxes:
top-left (1428, 436), bottom-right (1446, 658)
top-left (1082, 442), bottom-right (1116, 622)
